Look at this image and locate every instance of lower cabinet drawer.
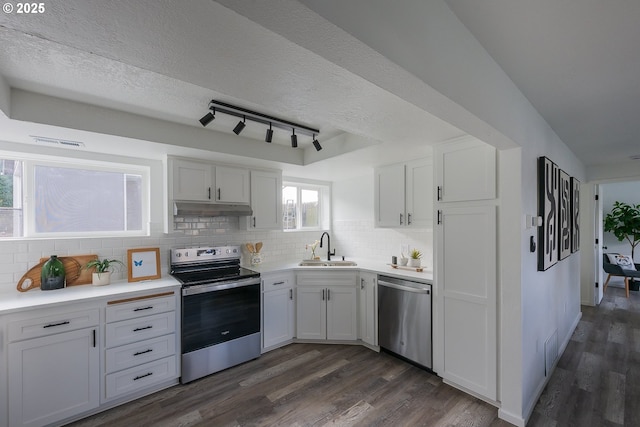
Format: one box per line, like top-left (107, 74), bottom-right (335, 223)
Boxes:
top-left (105, 356), bottom-right (177, 400)
top-left (106, 312), bottom-right (176, 347)
top-left (105, 334), bottom-right (176, 374)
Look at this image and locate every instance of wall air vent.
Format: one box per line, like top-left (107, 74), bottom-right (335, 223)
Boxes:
top-left (31, 136), bottom-right (85, 148)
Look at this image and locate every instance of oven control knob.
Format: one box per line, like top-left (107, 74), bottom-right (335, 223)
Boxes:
top-left (176, 253), bottom-right (181, 258)
top-left (227, 249), bottom-right (231, 254)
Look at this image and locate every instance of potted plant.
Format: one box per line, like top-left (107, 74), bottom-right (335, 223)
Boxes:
top-left (604, 201), bottom-right (640, 290)
top-left (84, 258), bottom-right (125, 286)
top-left (409, 248), bottom-right (422, 268)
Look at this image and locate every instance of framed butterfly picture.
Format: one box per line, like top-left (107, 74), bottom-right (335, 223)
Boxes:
top-left (127, 247), bottom-right (161, 282)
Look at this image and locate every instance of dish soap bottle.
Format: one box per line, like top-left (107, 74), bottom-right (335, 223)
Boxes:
top-left (41, 255), bottom-right (66, 290)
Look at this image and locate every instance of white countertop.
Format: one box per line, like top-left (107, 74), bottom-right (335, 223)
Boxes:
top-left (245, 258), bottom-right (433, 283)
top-left (0, 276), bottom-right (181, 315)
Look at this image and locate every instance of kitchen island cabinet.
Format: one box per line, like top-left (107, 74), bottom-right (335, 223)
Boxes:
top-left (296, 271), bottom-right (357, 341)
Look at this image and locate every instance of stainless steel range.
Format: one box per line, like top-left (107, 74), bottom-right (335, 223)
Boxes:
top-left (170, 245), bottom-right (261, 384)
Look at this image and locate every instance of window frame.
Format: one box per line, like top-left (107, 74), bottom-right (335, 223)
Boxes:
top-left (1, 151), bottom-right (150, 239)
top-left (282, 179), bottom-right (331, 232)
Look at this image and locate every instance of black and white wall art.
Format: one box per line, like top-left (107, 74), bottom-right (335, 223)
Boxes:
top-left (571, 177), bottom-right (580, 253)
top-left (558, 169), bottom-right (571, 260)
top-left (538, 157), bottom-right (559, 271)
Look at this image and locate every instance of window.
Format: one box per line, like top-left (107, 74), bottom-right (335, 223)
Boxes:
top-left (282, 180), bottom-right (330, 231)
top-left (0, 155), bottom-right (149, 239)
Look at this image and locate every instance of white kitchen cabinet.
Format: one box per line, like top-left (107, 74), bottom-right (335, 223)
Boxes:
top-left (435, 137), bottom-right (496, 202)
top-left (247, 170), bottom-right (282, 230)
top-left (215, 165), bottom-right (250, 204)
top-left (262, 272), bottom-right (295, 351)
top-left (374, 157), bottom-right (433, 228)
top-left (358, 272), bottom-right (378, 347)
top-left (296, 271), bottom-right (357, 341)
top-left (104, 291), bottom-right (179, 402)
top-left (7, 307), bottom-right (100, 427)
top-left (171, 158), bottom-right (214, 202)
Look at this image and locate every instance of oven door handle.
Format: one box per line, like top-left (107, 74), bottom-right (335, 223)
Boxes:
top-left (182, 277), bottom-right (261, 296)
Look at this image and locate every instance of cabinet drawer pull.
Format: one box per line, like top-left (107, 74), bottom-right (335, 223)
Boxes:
top-left (208, 187), bottom-right (211, 199)
top-left (361, 278), bottom-right (365, 289)
top-left (93, 329), bottom-right (96, 347)
top-left (322, 289), bottom-right (325, 301)
top-left (133, 326), bottom-right (153, 332)
top-left (437, 185), bottom-right (442, 201)
top-left (253, 217), bottom-right (256, 227)
top-left (133, 372), bottom-right (153, 381)
top-left (133, 349), bottom-right (153, 356)
top-left (272, 281), bottom-right (285, 286)
top-left (437, 210), bottom-right (442, 225)
top-left (221, 330), bottom-right (230, 335)
top-left (407, 213), bottom-right (412, 225)
top-left (327, 289), bottom-right (331, 301)
top-left (133, 306), bottom-right (154, 312)
top-left (399, 213), bottom-right (403, 225)
top-left (43, 321), bottom-right (70, 329)
top-left (217, 188), bottom-right (221, 200)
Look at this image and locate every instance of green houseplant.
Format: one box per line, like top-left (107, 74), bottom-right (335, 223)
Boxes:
top-left (84, 258), bottom-right (125, 286)
top-left (409, 248), bottom-right (423, 268)
top-left (604, 201), bottom-right (640, 261)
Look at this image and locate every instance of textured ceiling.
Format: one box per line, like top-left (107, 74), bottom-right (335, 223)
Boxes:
top-left (0, 0), bottom-right (464, 179)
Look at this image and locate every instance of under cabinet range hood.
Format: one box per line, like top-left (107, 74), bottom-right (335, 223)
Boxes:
top-left (173, 202), bottom-right (253, 217)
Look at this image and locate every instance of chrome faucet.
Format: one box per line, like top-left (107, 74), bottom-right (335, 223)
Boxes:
top-left (319, 232), bottom-right (336, 261)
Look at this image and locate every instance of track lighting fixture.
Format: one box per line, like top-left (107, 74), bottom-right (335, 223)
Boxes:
top-left (233, 116), bottom-right (246, 135)
top-left (199, 108), bottom-right (215, 127)
top-left (312, 134), bottom-right (322, 151)
top-left (265, 123), bottom-right (273, 143)
top-left (199, 100), bottom-right (321, 149)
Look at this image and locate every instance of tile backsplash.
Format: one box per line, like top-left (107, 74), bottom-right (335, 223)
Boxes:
top-left (0, 216), bottom-right (433, 292)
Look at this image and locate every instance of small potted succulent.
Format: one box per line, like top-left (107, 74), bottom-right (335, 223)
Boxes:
top-left (409, 248), bottom-right (422, 268)
top-left (84, 258), bottom-right (125, 286)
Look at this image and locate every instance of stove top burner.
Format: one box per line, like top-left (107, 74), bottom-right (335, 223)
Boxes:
top-left (170, 245), bottom-right (259, 287)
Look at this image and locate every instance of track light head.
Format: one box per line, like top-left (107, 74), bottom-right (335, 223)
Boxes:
top-left (199, 109), bottom-right (215, 127)
top-left (291, 129), bottom-right (298, 148)
top-left (312, 135), bottom-right (322, 151)
top-left (233, 116), bottom-right (246, 135)
top-left (265, 123), bottom-right (273, 143)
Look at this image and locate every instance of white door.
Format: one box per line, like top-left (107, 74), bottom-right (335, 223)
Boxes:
top-left (215, 166), bottom-right (250, 204)
top-left (250, 170), bottom-right (282, 230)
top-left (595, 184), bottom-right (604, 304)
top-left (296, 286), bottom-right (326, 340)
top-left (172, 159), bottom-right (213, 201)
top-left (374, 163), bottom-right (405, 227)
top-left (263, 287), bottom-right (294, 349)
top-left (358, 273), bottom-right (378, 346)
top-left (406, 158), bottom-right (433, 228)
top-left (437, 204), bottom-right (497, 400)
top-left (436, 138), bottom-right (496, 202)
top-left (326, 286), bottom-right (358, 341)
top-left (9, 328), bottom-right (99, 427)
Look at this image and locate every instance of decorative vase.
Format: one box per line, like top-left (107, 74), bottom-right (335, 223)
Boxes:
top-left (41, 255), bottom-right (66, 290)
top-left (92, 271), bottom-right (111, 286)
top-left (250, 253), bottom-right (262, 266)
top-left (409, 258), bottom-right (421, 268)
top-left (399, 257), bottom-right (408, 266)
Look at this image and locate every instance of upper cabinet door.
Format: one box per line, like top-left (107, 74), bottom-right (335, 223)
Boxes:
top-left (435, 138), bottom-right (496, 202)
top-left (374, 163), bottom-right (405, 227)
top-left (250, 170), bottom-right (282, 230)
top-left (172, 159), bottom-right (213, 201)
top-left (215, 166), bottom-right (250, 204)
top-left (406, 158), bottom-right (433, 228)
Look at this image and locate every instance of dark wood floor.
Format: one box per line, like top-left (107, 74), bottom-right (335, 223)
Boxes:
top-left (69, 285), bottom-right (639, 427)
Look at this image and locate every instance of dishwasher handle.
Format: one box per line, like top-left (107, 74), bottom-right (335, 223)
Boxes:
top-left (378, 280), bottom-right (430, 294)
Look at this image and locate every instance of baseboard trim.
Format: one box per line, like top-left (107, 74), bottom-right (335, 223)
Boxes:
top-left (498, 408), bottom-right (526, 427)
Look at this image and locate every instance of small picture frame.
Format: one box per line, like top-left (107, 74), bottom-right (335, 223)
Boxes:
top-left (127, 247), bottom-right (161, 282)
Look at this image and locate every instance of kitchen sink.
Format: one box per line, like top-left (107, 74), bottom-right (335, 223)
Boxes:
top-left (298, 260), bottom-right (358, 267)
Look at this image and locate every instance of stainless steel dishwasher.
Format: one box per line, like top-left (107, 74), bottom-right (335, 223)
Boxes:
top-left (378, 275), bottom-right (432, 369)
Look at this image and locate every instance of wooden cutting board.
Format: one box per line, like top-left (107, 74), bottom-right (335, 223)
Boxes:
top-left (17, 254), bottom-right (99, 292)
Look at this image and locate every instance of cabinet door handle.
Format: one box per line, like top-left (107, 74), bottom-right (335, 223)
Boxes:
top-left (43, 321), bottom-right (70, 329)
top-left (217, 188), bottom-right (221, 200)
top-left (93, 329), bottom-right (96, 348)
top-left (208, 187), bottom-right (211, 200)
top-left (133, 306), bottom-right (153, 312)
top-left (361, 278), bottom-right (365, 289)
top-left (327, 288), bottom-right (331, 300)
top-left (399, 213), bottom-right (403, 225)
top-left (133, 326), bottom-right (153, 332)
top-left (408, 213), bottom-right (412, 225)
top-left (322, 289), bottom-right (325, 301)
top-left (437, 186), bottom-right (442, 201)
top-left (437, 210), bottom-right (442, 225)
top-left (253, 217), bottom-right (256, 227)
top-left (134, 349), bottom-right (153, 356)
top-left (289, 289), bottom-right (293, 300)
top-left (133, 372), bottom-right (153, 381)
